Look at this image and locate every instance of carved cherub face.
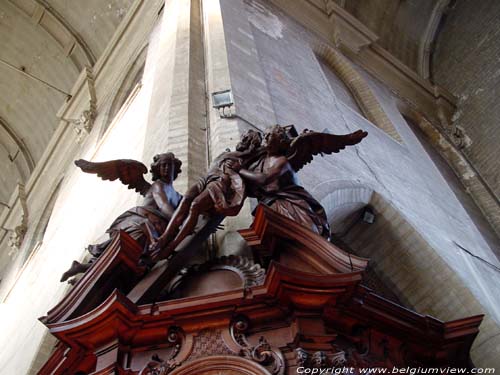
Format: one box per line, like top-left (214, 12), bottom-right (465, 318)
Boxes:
top-left (263, 125), bottom-right (289, 154)
top-left (150, 153), bottom-right (182, 183)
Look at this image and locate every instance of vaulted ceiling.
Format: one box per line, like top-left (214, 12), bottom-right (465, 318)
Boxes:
top-left (0, 0), bottom-right (454, 206)
top-left (338, 0), bottom-right (449, 75)
top-left (0, 0), bottom-right (133, 204)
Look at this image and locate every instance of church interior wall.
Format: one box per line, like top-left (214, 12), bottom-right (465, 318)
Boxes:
top-left (433, 0), bottom-right (500, 202)
top-left (319, 182), bottom-right (500, 366)
top-left (220, 0), bottom-right (500, 366)
top-left (0, 0), bottom-right (498, 372)
top-left (0, 2), bottom-right (163, 373)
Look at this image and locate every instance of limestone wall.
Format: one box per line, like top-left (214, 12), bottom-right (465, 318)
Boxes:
top-left (220, 0), bottom-right (500, 366)
top-left (0, 0), bottom-right (498, 372)
top-left (433, 1), bottom-right (500, 203)
top-left (0, 2), bottom-right (163, 373)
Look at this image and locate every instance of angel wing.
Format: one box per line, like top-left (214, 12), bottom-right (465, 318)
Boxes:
top-left (75, 159), bottom-right (151, 196)
top-left (287, 129), bottom-right (368, 172)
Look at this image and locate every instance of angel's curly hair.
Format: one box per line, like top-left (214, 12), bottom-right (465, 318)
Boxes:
top-left (266, 124), bottom-right (291, 151)
top-left (246, 129), bottom-right (263, 148)
top-left (236, 129), bottom-right (263, 151)
top-left (150, 152), bottom-right (182, 181)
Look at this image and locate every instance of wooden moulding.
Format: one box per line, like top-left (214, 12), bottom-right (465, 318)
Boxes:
top-left (38, 206), bottom-right (482, 373)
top-left (41, 231), bottom-right (146, 325)
top-left (239, 204), bottom-right (368, 274)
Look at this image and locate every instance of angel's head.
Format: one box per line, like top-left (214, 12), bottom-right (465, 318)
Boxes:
top-left (236, 129), bottom-right (262, 152)
top-left (263, 125), bottom-right (290, 154)
top-left (150, 153), bottom-right (182, 182)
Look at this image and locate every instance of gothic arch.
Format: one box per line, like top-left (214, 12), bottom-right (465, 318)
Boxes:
top-left (21, 177), bottom-right (64, 264)
top-left (6, 0), bottom-right (95, 70)
top-left (313, 43), bottom-right (402, 142)
top-left (0, 116), bottom-right (35, 183)
top-left (417, 0), bottom-right (451, 80)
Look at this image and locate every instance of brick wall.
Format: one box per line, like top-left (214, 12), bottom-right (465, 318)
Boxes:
top-left (433, 0), bottom-right (500, 200)
top-left (221, 0), bottom-right (500, 366)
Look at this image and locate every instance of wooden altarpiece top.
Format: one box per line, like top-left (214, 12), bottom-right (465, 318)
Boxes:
top-left (38, 205), bottom-right (482, 375)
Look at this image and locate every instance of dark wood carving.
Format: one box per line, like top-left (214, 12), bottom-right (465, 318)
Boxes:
top-left (38, 126), bottom-right (483, 375)
top-left (239, 125), bottom-right (368, 239)
top-left (38, 214), bottom-right (482, 373)
top-left (230, 315), bottom-right (285, 374)
top-left (61, 153), bottom-right (183, 282)
top-left (149, 129), bottom-right (263, 261)
top-left (139, 327), bottom-right (183, 375)
top-left (41, 231), bottom-right (145, 324)
top-left (150, 125), bottom-right (367, 262)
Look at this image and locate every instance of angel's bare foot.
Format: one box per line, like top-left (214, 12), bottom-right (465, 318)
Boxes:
top-left (60, 261), bottom-right (91, 282)
top-left (155, 243), bottom-right (176, 262)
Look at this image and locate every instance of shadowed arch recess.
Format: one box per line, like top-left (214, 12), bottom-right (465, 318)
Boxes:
top-left (316, 180), bottom-right (500, 365)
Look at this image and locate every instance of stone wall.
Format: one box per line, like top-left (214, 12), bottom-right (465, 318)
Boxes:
top-left (220, 0), bottom-right (500, 366)
top-left (0, 0), bottom-right (498, 371)
top-left (0, 2), bottom-right (163, 373)
top-left (433, 0), bottom-right (500, 202)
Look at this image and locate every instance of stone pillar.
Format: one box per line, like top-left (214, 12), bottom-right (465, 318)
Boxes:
top-left (201, 0), bottom-right (255, 257)
top-left (143, 0), bottom-right (207, 193)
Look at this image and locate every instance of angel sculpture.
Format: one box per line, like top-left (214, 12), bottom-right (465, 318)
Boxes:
top-left (60, 152), bottom-right (182, 282)
top-left (149, 129), bottom-right (263, 261)
top-left (239, 124), bottom-right (368, 239)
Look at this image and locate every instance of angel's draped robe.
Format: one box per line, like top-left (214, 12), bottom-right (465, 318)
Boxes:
top-left (248, 157), bottom-right (330, 239)
top-left (87, 190), bottom-right (182, 257)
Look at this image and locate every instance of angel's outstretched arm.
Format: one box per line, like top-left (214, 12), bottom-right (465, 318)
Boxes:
top-left (239, 156), bottom-right (288, 185)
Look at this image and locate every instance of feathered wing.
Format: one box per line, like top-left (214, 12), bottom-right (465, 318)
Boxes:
top-left (74, 159), bottom-right (151, 196)
top-left (287, 130), bottom-right (368, 172)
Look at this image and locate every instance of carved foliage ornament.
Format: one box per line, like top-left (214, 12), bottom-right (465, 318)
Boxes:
top-left (231, 315), bottom-right (285, 375)
top-left (295, 348), bottom-right (347, 369)
top-left (7, 183), bottom-right (28, 254)
top-left (139, 326), bottom-right (183, 375)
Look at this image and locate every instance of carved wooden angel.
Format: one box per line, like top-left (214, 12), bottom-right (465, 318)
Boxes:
top-left (150, 130), bottom-right (263, 261)
top-left (239, 125), bottom-right (368, 239)
top-left (60, 153), bottom-right (182, 282)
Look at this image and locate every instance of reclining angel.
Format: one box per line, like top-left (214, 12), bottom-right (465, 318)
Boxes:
top-left (60, 152), bottom-right (182, 282)
top-left (149, 129), bottom-right (263, 261)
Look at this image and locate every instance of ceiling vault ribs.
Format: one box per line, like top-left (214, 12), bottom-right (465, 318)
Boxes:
top-left (0, 117), bottom-right (35, 181)
top-left (7, 0), bottom-right (96, 70)
top-left (0, 58), bottom-right (72, 98)
top-left (33, 0), bottom-right (96, 65)
top-left (417, 0), bottom-right (450, 80)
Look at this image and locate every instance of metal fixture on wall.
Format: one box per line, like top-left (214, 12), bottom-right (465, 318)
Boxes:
top-left (362, 206), bottom-right (376, 224)
top-left (212, 89), bottom-right (234, 118)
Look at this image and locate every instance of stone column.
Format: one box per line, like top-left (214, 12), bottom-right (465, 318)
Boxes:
top-left (143, 0), bottom-right (207, 193)
top-left (201, 0), bottom-right (255, 257)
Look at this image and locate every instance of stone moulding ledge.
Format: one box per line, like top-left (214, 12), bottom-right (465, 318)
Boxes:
top-left (270, 0), bottom-right (456, 125)
top-left (313, 42), bottom-right (402, 143)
